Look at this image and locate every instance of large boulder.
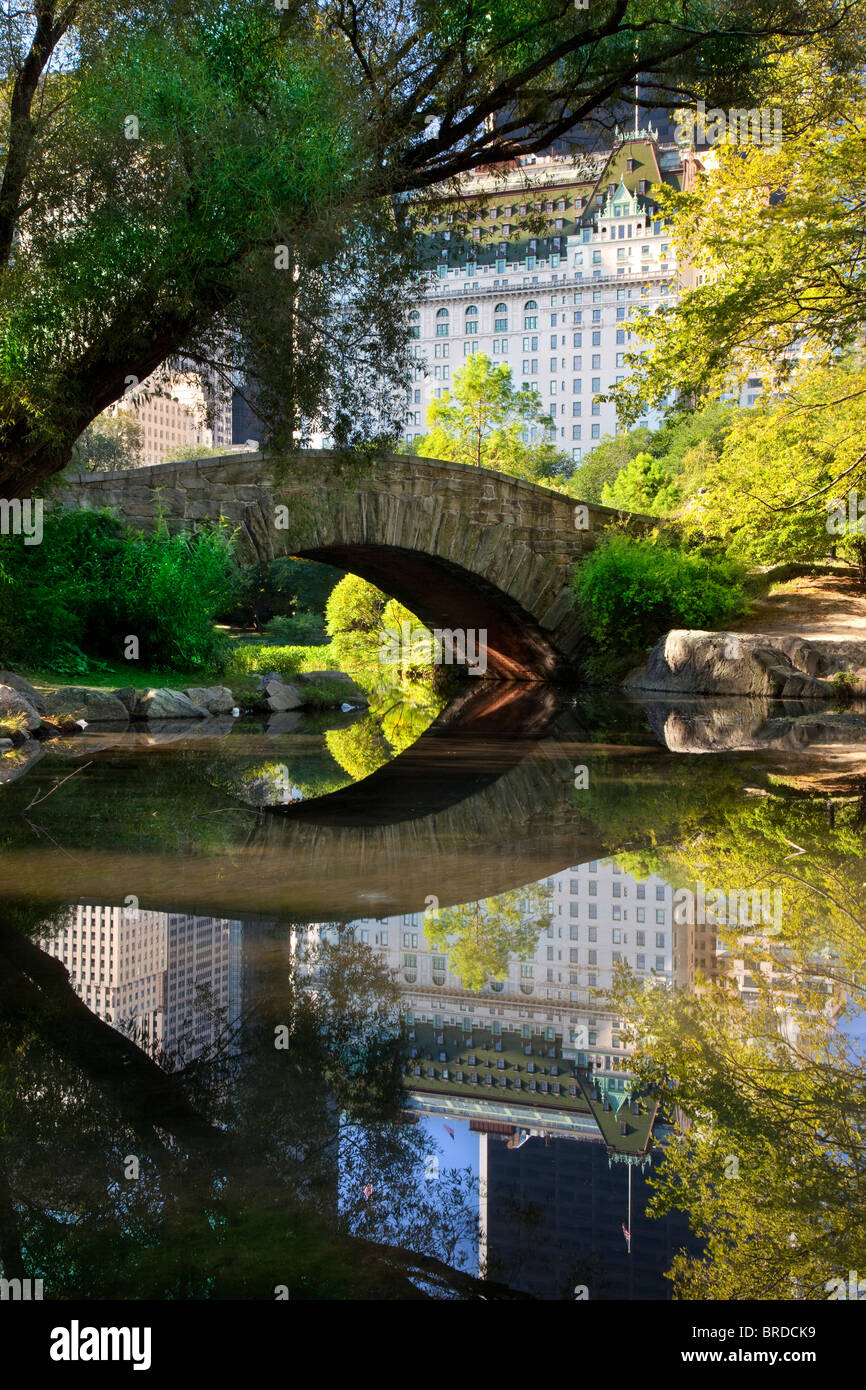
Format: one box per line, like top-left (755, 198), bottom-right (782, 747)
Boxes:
top-left (261, 678), bottom-right (304, 712)
top-left (0, 670), bottom-right (47, 713)
top-left (111, 687), bottom-right (138, 716)
top-left (625, 630), bottom-right (866, 699)
top-left (132, 688), bottom-right (210, 719)
top-left (0, 684), bottom-right (41, 732)
top-left (183, 685), bottom-right (236, 715)
top-left (43, 686), bottom-right (129, 724)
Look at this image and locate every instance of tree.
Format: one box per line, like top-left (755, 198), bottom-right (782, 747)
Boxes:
top-left (424, 884), bottom-right (552, 992)
top-left (609, 59), bottom-right (866, 430)
top-left (569, 429), bottom-right (654, 502)
top-left (67, 412), bottom-right (142, 473)
top-left (0, 0), bottom-right (847, 496)
top-left (601, 451), bottom-right (680, 514)
top-left (325, 573), bottom-right (388, 672)
top-left (678, 355), bottom-right (866, 573)
top-left (416, 355), bottom-right (564, 480)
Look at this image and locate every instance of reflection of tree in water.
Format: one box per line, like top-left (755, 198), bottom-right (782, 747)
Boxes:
top-left (424, 884), bottom-right (552, 992)
top-left (0, 907), bottom-right (525, 1299)
top-left (326, 689), bottom-right (448, 783)
top-left (608, 787), bottom-right (866, 1300)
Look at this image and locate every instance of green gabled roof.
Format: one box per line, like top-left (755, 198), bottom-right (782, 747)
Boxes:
top-left (417, 136), bottom-right (678, 270)
top-left (575, 1072), bottom-right (659, 1156)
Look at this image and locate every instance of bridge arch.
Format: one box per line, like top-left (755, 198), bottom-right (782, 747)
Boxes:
top-left (58, 450), bottom-right (638, 679)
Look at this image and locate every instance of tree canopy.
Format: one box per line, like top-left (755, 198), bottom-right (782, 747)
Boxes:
top-left (609, 786), bottom-right (866, 1299)
top-left (0, 0), bottom-right (854, 495)
top-left (609, 58), bottom-right (866, 428)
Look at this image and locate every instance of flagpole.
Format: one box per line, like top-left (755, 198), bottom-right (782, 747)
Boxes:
top-left (628, 1162), bottom-right (632, 1255)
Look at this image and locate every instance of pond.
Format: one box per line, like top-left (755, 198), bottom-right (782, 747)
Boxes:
top-left (0, 685), bottom-right (863, 1301)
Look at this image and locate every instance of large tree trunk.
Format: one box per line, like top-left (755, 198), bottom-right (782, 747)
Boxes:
top-left (0, 418), bottom-right (77, 498)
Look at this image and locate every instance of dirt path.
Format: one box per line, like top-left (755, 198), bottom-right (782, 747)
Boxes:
top-left (732, 572), bottom-right (866, 642)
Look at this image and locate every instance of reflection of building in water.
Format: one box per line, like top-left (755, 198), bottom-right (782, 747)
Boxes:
top-left (163, 914), bottom-right (244, 1060)
top-left (672, 894), bottom-right (722, 992)
top-left (302, 860), bottom-right (677, 1088)
top-left (40, 905), bottom-right (242, 1061)
top-left (480, 1130), bottom-right (695, 1299)
top-left (295, 856), bottom-right (689, 1128)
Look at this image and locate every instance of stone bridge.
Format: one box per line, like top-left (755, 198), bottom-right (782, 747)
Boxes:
top-left (58, 450), bottom-right (640, 679)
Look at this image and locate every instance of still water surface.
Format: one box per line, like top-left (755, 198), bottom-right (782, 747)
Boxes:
top-left (0, 686), bottom-right (862, 1299)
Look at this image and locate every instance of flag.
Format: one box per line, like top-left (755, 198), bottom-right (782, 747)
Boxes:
top-left (443, 1124), bottom-right (456, 1141)
top-left (622, 1223), bottom-right (630, 1247)
top-left (363, 1183), bottom-right (373, 1201)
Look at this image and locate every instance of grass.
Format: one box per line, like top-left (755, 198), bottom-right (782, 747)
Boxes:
top-left (0, 710), bottom-right (29, 740)
top-left (17, 634), bottom-right (344, 697)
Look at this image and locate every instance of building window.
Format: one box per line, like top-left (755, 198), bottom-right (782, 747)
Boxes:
top-left (435, 308), bottom-right (449, 337)
top-left (656, 909), bottom-right (665, 924)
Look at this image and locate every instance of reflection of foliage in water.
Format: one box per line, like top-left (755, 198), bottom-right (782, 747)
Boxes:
top-left (607, 787), bottom-right (866, 1300)
top-left (0, 910), bottom-right (494, 1299)
top-left (327, 687), bottom-right (448, 782)
top-left (423, 883), bottom-right (553, 993)
top-left (326, 717), bottom-right (391, 781)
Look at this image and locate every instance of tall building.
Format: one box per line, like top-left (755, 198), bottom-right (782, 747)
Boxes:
top-left (406, 134), bottom-right (685, 457)
top-left (163, 913), bottom-right (244, 1061)
top-left (40, 905), bottom-right (243, 1063)
top-left (109, 371), bottom-right (212, 468)
top-left (480, 1129), bottom-right (696, 1299)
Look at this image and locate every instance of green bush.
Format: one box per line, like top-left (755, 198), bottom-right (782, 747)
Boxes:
top-left (573, 533), bottom-right (748, 654)
top-left (0, 509), bottom-right (236, 672)
top-left (224, 643), bottom-right (308, 678)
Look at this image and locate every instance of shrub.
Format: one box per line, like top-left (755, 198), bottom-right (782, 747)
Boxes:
top-left (224, 643), bottom-right (308, 678)
top-left (221, 556), bottom-right (344, 628)
top-left (0, 509), bottom-right (236, 672)
top-left (573, 533), bottom-right (748, 655)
